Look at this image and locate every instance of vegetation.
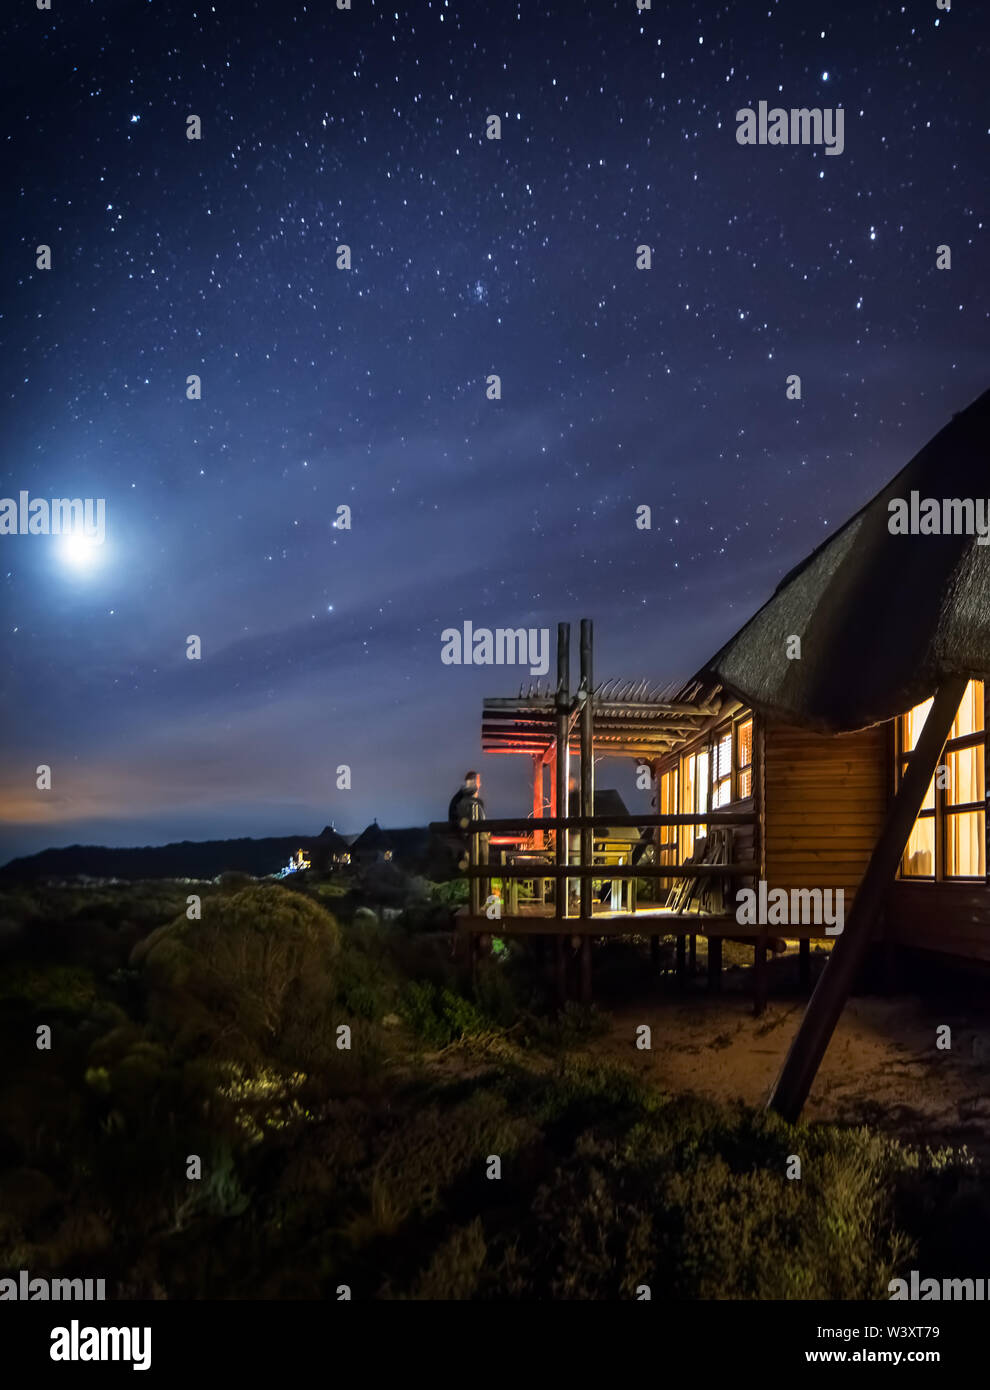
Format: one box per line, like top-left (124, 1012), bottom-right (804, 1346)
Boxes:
top-left (0, 876), bottom-right (984, 1298)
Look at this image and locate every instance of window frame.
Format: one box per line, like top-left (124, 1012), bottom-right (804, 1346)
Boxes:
top-left (734, 715), bottom-right (754, 802)
top-left (897, 680), bottom-right (987, 883)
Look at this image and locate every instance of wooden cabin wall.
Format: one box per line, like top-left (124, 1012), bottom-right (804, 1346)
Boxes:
top-left (882, 680), bottom-right (990, 963)
top-left (728, 797), bottom-right (756, 866)
top-left (763, 719), bottom-right (887, 902)
top-left (885, 882), bottom-right (990, 963)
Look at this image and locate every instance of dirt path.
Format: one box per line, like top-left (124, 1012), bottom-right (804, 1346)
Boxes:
top-left (598, 987), bottom-right (990, 1154)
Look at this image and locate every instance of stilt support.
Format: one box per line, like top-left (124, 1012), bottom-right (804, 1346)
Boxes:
top-left (580, 935), bottom-right (592, 1003)
top-left (769, 677), bottom-right (968, 1123)
top-left (753, 936), bottom-right (767, 1016)
top-left (707, 935), bottom-right (723, 992)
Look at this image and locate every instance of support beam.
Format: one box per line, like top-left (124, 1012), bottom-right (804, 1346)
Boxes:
top-left (469, 815), bottom-right (481, 918)
top-left (432, 812), bottom-right (757, 834)
top-left (555, 934), bottom-right (567, 1003)
top-left (580, 618), bottom-right (594, 921)
top-left (707, 936), bottom-right (722, 991)
top-left (753, 936), bottom-right (767, 1016)
top-left (532, 754), bottom-right (544, 849)
top-left (580, 934), bottom-right (592, 1002)
top-left (555, 622), bottom-right (571, 920)
top-left (799, 937), bottom-right (810, 990)
top-left (768, 677), bottom-right (968, 1124)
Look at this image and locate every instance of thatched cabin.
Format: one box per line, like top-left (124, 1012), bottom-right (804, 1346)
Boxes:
top-left (350, 821), bottom-right (395, 866)
top-left (652, 386), bottom-right (990, 971)
top-left (308, 825), bottom-right (350, 872)
top-left (448, 387), bottom-right (990, 1116)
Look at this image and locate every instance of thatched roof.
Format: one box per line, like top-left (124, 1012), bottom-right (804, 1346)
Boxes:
top-left (351, 821), bottom-right (393, 853)
top-left (701, 387), bottom-right (990, 734)
top-left (314, 825), bottom-right (348, 852)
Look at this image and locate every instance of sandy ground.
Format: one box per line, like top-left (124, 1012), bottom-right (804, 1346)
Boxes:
top-left (597, 953), bottom-right (990, 1153)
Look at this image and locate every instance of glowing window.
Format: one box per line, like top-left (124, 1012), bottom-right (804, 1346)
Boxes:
top-left (898, 681), bottom-right (985, 880)
top-left (736, 718), bottom-right (754, 800)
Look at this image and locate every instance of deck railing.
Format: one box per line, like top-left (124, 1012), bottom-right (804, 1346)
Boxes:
top-left (429, 810), bottom-right (758, 919)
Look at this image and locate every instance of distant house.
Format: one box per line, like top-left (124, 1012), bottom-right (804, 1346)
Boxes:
top-left (308, 825), bottom-right (350, 872)
top-left (277, 847), bottom-right (311, 878)
top-left (351, 821), bottom-right (395, 866)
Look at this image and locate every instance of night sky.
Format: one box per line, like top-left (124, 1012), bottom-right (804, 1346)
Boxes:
top-left (2, 0), bottom-right (987, 863)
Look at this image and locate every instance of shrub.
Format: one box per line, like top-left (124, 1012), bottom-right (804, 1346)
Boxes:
top-left (399, 981), bottom-right (488, 1047)
top-left (0, 963), bottom-right (98, 1015)
top-left (494, 1087), bottom-right (914, 1300)
top-left (334, 922), bottom-right (401, 1021)
top-left (130, 885), bottom-right (340, 1069)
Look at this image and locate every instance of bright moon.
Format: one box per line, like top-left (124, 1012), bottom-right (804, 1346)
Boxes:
top-left (58, 533), bottom-right (105, 572)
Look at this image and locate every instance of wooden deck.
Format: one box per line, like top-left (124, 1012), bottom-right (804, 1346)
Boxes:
top-left (455, 904), bottom-right (829, 939)
top-left (455, 905), bottom-right (824, 1013)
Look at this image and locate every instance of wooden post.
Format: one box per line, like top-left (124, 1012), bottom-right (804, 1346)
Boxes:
top-left (768, 677), bottom-right (967, 1124)
top-left (650, 934), bottom-right (660, 970)
top-left (479, 827), bottom-right (489, 918)
top-left (555, 933), bottom-right (567, 1004)
top-left (532, 754), bottom-right (544, 850)
top-left (753, 935), bottom-right (767, 1016)
top-left (555, 623), bottom-right (571, 1007)
top-left (469, 809), bottom-right (481, 918)
top-left (707, 935), bottom-right (722, 991)
top-left (799, 937), bottom-right (811, 989)
top-left (688, 933), bottom-right (697, 974)
top-left (985, 683), bottom-right (990, 886)
top-left (579, 618), bottom-right (595, 923)
top-left (676, 933), bottom-right (686, 978)
top-left (555, 622), bottom-right (570, 920)
top-left (580, 935), bottom-right (592, 1002)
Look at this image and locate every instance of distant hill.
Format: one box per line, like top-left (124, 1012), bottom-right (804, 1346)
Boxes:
top-left (0, 827), bottom-right (435, 883)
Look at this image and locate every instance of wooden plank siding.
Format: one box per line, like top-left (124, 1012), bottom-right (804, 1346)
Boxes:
top-left (885, 881), bottom-right (990, 963)
top-left (882, 680), bottom-right (990, 961)
top-left (763, 720), bottom-right (888, 902)
top-left (654, 698), bottom-right (990, 964)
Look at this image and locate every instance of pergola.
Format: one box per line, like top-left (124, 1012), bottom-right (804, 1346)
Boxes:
top-left (481, 672), bottom-right (733, 847)
top-left (482, 677), bottom-right (725, 762)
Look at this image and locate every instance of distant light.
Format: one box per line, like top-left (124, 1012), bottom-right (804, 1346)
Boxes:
top-left (821, 71), bottom-right (829, 81)
top-left (129, 114), bottom-right (140, 123)
top-left (327, 604), bottom-right (334, 612)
